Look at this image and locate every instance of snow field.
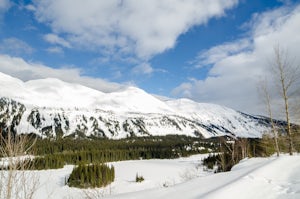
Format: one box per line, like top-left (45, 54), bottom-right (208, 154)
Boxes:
top-left (1, 154), bottom-right (300, 199)
top-left (0, 154), bottom-right (208, 199)
top-left (105, 154), bottom-right (300, 199)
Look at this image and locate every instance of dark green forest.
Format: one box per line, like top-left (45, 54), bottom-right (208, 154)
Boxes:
top-left (26, 135), bottom-right (217, 170)
top-left (68, 163), bottom-right (115, 188)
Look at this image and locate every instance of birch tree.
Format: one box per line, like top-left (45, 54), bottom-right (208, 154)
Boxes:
top-left (270, 46), bottom-right (299, 155)
top-left (259, 79), bottom-right (280, 156)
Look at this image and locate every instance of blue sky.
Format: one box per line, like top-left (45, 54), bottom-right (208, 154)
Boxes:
top-left (0, 0), bottom-right (300, 114)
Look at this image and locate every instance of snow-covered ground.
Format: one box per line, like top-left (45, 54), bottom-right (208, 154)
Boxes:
top-left (25, 154), bottom-right (209, 199)
top-left (1, 154), bottom-right (299, 199)
top-left (105, 154), bottom-right (300, 199)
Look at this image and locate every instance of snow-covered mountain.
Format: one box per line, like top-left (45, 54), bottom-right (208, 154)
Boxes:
top-left (0, 72), bottom-right (271, 139)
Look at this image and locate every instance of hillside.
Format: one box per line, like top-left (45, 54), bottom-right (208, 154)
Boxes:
top-left (0, 72), bottom-right (270, 139)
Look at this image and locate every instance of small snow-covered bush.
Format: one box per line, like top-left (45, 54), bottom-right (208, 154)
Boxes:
top-left (135, 173), bottom-right (144, 183)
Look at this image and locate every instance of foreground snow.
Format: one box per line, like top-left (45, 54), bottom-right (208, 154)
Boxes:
top-left (8, 154), bottom-right (209, 199)
top-left (105, 154), bottom-right (300, 199)
top-left (1, 154), bottom-right (299, 199)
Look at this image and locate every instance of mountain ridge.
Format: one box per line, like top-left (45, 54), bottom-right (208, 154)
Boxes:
top-left (0, 72), bottom-right (271, 139)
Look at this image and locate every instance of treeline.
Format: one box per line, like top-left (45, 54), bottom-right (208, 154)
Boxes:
top-left (22, 135), bottom-right (218, 170)
top-left (202, 137), bottom-right (257, 172)
top-left (32, 135), bottom-right (216, 156)
top-left (68, 163), bottom-right (115, 188)
top-left (258, 132), bottom-right (300, 156)
top-left (25, 132), bottom-right (300, 171)
top-left (203, 131), bottom-right (300, 172)
top-left (27, 149), bottom-right (178, 170)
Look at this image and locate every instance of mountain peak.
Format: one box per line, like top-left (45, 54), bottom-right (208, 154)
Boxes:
top-left (0, 72), bottom-right (172, 113)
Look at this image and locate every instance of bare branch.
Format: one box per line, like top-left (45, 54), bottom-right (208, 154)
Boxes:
top-left (0, 128), bottom-right (39, 199)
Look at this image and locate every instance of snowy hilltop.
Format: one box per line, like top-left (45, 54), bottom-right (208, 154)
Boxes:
top-left (0, 72), bottom-right (271, 139)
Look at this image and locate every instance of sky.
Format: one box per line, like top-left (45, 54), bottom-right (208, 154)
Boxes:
top-left (0, 0), bottom-right (300, 116)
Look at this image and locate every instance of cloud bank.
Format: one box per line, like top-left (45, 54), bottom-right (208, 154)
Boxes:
top-left (0, 38), bottom-right (34, 55)
top-left (0, 0), bottom-right (10, 17)
top-left (173, 4), bottom-right (300, 116)
top-left (32, 0), bottom-right (238, 60)
top-left (0, 54), bottom-right (125, 93)
top-left (0, 0), bottom-right (10, 11)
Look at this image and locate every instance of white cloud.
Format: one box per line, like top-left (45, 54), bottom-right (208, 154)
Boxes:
top-left (131, 63), bottom-right (154, 75)
top-left (172, 4), bottom-right (300, 116)
top-left (0, 54), bottom-right (125, 93)
top-left (0, 0), bottom-right (10, 14)
top-left (193, 39), bottom-right (252, 68)
top-left (0, 38), bottom-right (34, 55)
top-left (131, 62), bottom-right (167, 76)
top-left (112, 70), bottom-right (122, 79)
top-left (32, 0), bottom-right (238, 60)
top-left (172, 82), bottom-right (193, 98)
top-left (46, 46), bottom-right (64, 54)
top-left (44, 33), bottom-right (71, 48)
top-left (24, 4), bottom-right (36, 11)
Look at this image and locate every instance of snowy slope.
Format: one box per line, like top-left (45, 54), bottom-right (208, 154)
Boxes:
top-left (0, 72), bottom-right (172, 113)
top-left (0, 72), bottom-right (271, 138)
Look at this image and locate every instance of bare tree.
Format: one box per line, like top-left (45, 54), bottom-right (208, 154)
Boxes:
top-left (237, 138), bottom-right (249, 159)
top-left (0, 128), bottom-right (39, 199)
top-left (259, 79), bottom-right (280, 156)
top-left (217, 136), bottom-right (236, 172)
top-left (271, 45), bottom-right (299, 155)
